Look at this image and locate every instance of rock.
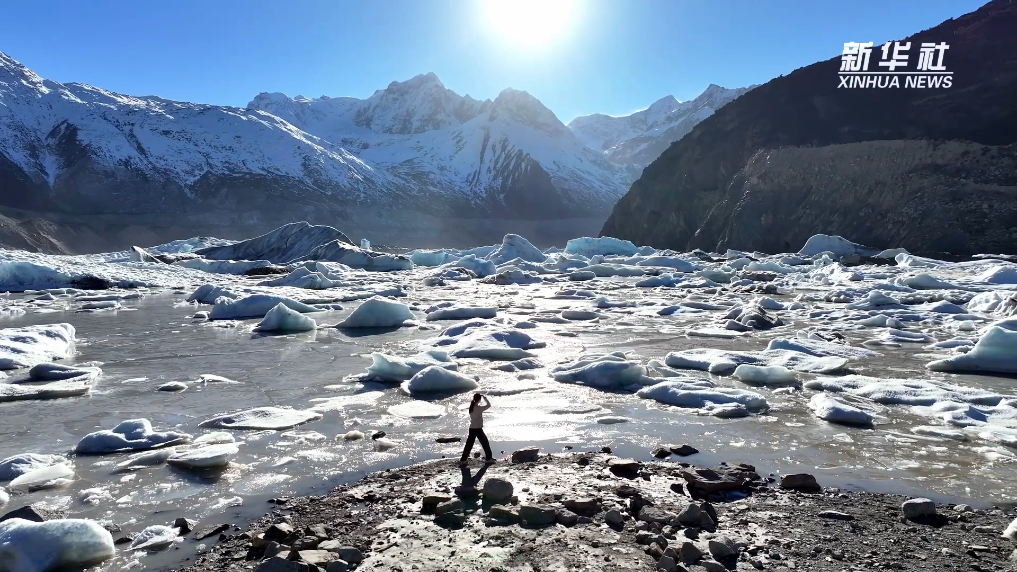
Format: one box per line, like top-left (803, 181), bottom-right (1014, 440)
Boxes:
top-left (173, 517), bottom-right (196, 534)
top-left (652, 447), bottom-right (672, 458)
top-left (616, 484), bottom-right (640, 498)
top-left (636, 531), bottom-right (654, 544)
top-left (601, 446), bottom-right (612, 454)
top-left (519, 504), bottom-right (557, 526)
top-left (435, 512), bottom-right (465, 527)
top-left (482, 478), bottom-right (514, 502)
top-left (489, 505), bottom-right (520, 523)
top-left (701, 560), bottom-right (727, 572)
top-left (292, 536), bottom-right (321, 550)
top-left (681, 466), bottom-right (756, 497)
top-left (708, 536), bottom-right (739, 559)
top-left (511, 447), bottom-right (540, 463)
top-left (0, 503), bottom-right (64, 523)
top-left (434, 499), bottom-right (463, 516)
top-left (817, 510), bottom-right (855, 521)
top-left (255, 556), bottom-right (307, 572)
top-left (638, 505), bottom-right (672, 524)
top-left (607, 457), bottom-right (641, 478)
top-left (435, 436), bottom-right (461, 443)
top-left (295, 550), bottom-right (339, 567)
top-left (646, 543), bottom-right (664, 559)
top-left (670, 445), bottom-right (700, 457)
top-left (658, 554), bottom-right (679, 572)
top-left (325, 561), bottom-right (350, 572)
top-left (676, 504), bottom-right (702, 526)
top-left (679, 541), bottom-right (703, 564)
top-left (454, 485), bottom-right (479, 498)
top-left (421, 493), bottom-right (452, 508)
top-left (669, 482), bottom-right (685, 496)
top-left (370, 431), bottom-right (386, 440)
top-left (605, 509), bottom-right (624, 526)
top-left (264, 542), bottom-right (285, 559)
top-left (1009, 548), bottom-right (1017, 563)
top-left (563, 498), bottom-right (600, 515)
top-left (698, 512), bottom-right (716, 530)
top-left (556, 509), bottom-right (579, 526)
top-left (114, 534), bottom-right (135, 545)
top-left (263, 523), bottom-right (294, 542)
top-left (973, 525), bottom-right (996, 534)
top-left (194, 522), bottom-right (232, 540)
top-left (779, 473), bottom-right (821, 493)
top-left (901, 498), bottom-right (937, 520)
top-left (334, 547), bottom-right (363, 564)
top-left (305, 524), bottom-right (328, 539)
top-left (700, 501), bottom-right (718, 524)
top-left (954, 504), bottom-right (973, 512)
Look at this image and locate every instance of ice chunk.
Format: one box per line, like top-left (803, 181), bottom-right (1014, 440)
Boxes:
top-left (449, 254), bottom-right (496, 278)
top-left (582, 264), bottom-right (647, 277)
top-left (365, 351), bottom-right (456, 382)
top-left (9, 463), bottom-right (74, 492)
top-left (255, 303), bottom-right (317, 332)
top-left (486, 234), bottom-right (547, 265)
top-left (845, 291), bottom-right (902, 310)
top-left (561, 309), bottom-right (600, 321)
top-left (114, 448), bottom-right (177, 471)
top-left (911, 426), bottom-right (968, 441)
top-left (173, 258), bottom-right (273, 275)
top-left (156, 381), bottom-right (187, 392)
top-left (808, 394), bottom-right (874, 426)
top-left (895, 253), bottom-right (942, 268)
top-left (75, 419), bottom-right (191, 455)
top-left (732, 365), bottom-right (798, 386)
top-left (0, 379), bottom-right (93, 402)
top-left (637, 381), bottom-right (768, 413)
top-left (425, 306), bottom-right (497, 321)
top-left (336, 297), bottom-right (414, 328)
top-left (187, 284), bottom-right (239, 304)
top-left (167, 444), bottom-right (238, 469)
top-left (195, 222), bottom-right (353, 263)
top-left (898, 273), bottom-right (959, 290)
top-left (208, 294), bottom-right (318, 321)
top-left (481, 268), bottom-right (542, 285)
top-left (634, 256), bottom-right (696, 272)
top-left (400, 366), bottom-right (478, 395)
top-left (409, 250), bottom-right (448, 267)
top-left (798, 234), bottom-right (877, 257)
top-left (0, 324), bottom-right (76, 370)
top-left (388, 401), bottom-right (446, 419)
top-left (968, 291), bottom-right (1017, 316)
top-left (199, 407), bottom-right (322, 430)
top-left (258, 266), bottom-right (343, 289)
top-left (302, 240), bottom-right (413, 271)
top-left (0, 488), bottom-right (7, 507)
top-left (977, 265), bottom-right (1017, 284)
top-left (129, 525), bottom-right (180, 551)
top-left (432, 326), bottom-right (545, 360)
top-left (27, 363), bottom-right (95, 381)
top-left (552, 356), bottom-right (648, 390)
top-left (927, 327), bottom-right (1017, 374)
top-left (0, 453), bottom-right (65, 482)
top-left (0, 518), bottom-right (115, 572)
top-left (564, 236), bottom-right (637, 257)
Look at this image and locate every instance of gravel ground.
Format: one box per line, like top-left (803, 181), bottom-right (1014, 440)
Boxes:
top-left (177, 452), bottom-right (1017, 572)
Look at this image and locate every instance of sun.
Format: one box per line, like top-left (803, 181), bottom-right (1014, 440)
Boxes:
top-left (482, 0), bottom-right (579, 50)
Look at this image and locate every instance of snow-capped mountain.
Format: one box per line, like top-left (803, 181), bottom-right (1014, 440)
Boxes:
top-left (0, 52), bottom-right (630, 239)
top-left (568, 84), bottom-right (753, 177)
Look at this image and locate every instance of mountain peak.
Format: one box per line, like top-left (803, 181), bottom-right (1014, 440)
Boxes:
top-left (647, 95), bottom-right (680, 113)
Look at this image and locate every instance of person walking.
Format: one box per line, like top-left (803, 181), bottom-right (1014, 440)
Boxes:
top-left (460, 393), bottom-right (494, 465)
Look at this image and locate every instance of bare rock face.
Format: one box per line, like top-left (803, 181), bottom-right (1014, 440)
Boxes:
top-left (601, 0), bottom-right (1017, 256)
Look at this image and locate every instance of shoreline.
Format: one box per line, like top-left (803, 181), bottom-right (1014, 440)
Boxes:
top-left (177, 451), bottom-right (1017, 572)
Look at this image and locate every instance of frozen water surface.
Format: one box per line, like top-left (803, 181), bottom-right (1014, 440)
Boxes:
top-left (0, 233), bottom-right (1016, 571)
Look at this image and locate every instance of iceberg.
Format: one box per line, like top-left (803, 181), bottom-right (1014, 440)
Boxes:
top-left (425, 306), bottom-right (497, 321)
top-left (637, 381), bottom-right (769, 413)
top-left (432, 326), bottom-right (546, 360)
top-left (808, 394), bottom-right (874, 426)
top-left (0, 453), bottom-right (66, 482)
top-left (336, 297), bottom-right (414, 328)
top-left (255, 303), bottom-right (317, 332)
top-left (173, 258), bottom-right (273, 275)
top-left (0, 324), bottom-right (76, 370)
top-left (199, 407), bottom-right (322, 430)
top-left (798, 234), bottom-right (878, 257)
top-left (196, 221), bottom-right (353, 264)
top-left (75, 419), bottom-right (192, 455)
top-left (927, 327), bottom-right (1017, 374)
top-left (208, 294), bottom-right (319, 320)
top-left (486, 234), bottom-right (547, 265)
top-left (0, 518), bottom-right (115, 572)
top-left (365, 351), bottom-right (456, 382)
top-left (167, 443), bottom-right (238, 469)
top-left (400, 366), bottom-right (478, 395)
top-left (564, 236), bottom-right (637, 257)
top-left (552, 354), bottom-right (648, 389)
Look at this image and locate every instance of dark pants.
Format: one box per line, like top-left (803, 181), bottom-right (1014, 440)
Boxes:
top-left (460, 428), bottom-right (493, 461)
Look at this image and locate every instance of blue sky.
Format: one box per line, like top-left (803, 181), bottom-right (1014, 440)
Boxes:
top-left (4, 0), bottom-right (984, 123)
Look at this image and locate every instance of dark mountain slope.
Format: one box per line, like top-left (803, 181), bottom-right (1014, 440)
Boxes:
top-left (601, 0), bottom-right (1017, 255)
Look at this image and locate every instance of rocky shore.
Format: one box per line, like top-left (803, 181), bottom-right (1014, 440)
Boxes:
top-left (178, 450), bottom-right (1017, 572)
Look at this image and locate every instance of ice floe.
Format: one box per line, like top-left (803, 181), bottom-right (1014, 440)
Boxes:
top-left (927, 326), bottom-right (1017, 374)
top-left (365, 351), bottom-right (457, 382)
top-left (167, 444), bottom-right (238, 469)
top-left (199, 407), bottom-right (322, 430)
top-left (208, 294), bottom-right (319, 320)
top-left (336, 297), bottom-right (414, 328)
top-left (75, 419), bottom-right (192, 455)
top-left (430, 324), bottom-right (545, 360)
top-left (486, 234), bottom-right (547, 265)
top-left (129, 524), bottom-right (181, 551)
top-left (637, 381), bottom-right (769, 416)
top-left (9, 463), bottom-right (74, 492)
top-left (400, 366), bottom-right (478, 395)
top-left (255, 302), bottom-right (317, 332)
top-left (808, 394), bottom-right (874, 426)
top-left (0, 518), bottom-right (115, 572)
top-left (0, 453), bottom-right (66, 482)
top-left (0, 324), bottom-right (76, 370)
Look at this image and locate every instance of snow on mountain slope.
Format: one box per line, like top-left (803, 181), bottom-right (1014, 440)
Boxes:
top-left (568, 84), bottom-right (754, 175)
top-left (0, 53), bottom-right (629, 231)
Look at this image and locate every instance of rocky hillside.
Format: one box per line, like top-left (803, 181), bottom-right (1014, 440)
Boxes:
top-left (0, 56), bottom-right (630, 251)
top-left (601, 0), bottom-right (1017, 255)
top-left (568, 85), bottom-right (752, 179)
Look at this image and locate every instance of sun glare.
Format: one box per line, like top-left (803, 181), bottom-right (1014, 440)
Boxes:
top-left (483, 0), bottom-right (579, 50)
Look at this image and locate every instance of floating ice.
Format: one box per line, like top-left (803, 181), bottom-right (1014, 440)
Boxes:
top-left (0, 453), bottom-right (65, 481)
top-left (0, 488), bottom-right (7, 507)
top-left (341, 430), bottom-right (365, 441)
top-left (174, 258), bottom-right (273, 275)
top-left (732, 365), bottom-right (798, 386)
top-left (156, 381), bottom-right (187, 392)
top-left (977, 265), bottom-right (1017, 284)
top-left (0, 378), bottom-right (94, 403)
top-left (845, 291), bottom-right (902, 310)
top-left (633, 256), bottom-right (696, 272)
top-left (897, 273), bottom-right (959, 290)
top-left (449, 254), bottom-right (496, 277)
top-left (208, 294), bottom-right (319, 320)
top-left (187, 284), bottom-right (239, 304)
top-left (9, 463), bottom-right (74, 492)
top-left (564, 236), bottom-right (637, 258)
top-left (486, 234), bottom-right (547, 265)
top-left (968, 291), bottom-right (1017, 316)
top-left (114, 448), bottom-right (177, 471)
top-left (0, 518), bottom-right (115, 572)
top-left (481, 268), bottom-right (542, 285)
top-left (637, 381), bottom-right (769, 414)
top-left (259, 265), bottom-right (343, 289)
top-left (664, 346), bottom-right (849, 375)
top-left (425, 306), bottom-right (497, 321)
top-left (808, 394), bottom-right (874, 426)
top-left (431, 326), bottom-right (545, 360)
top-left (561, 309), bottom-right (600, 321)
top-left (75, 419), bottom-right (192, 455)
top-left (365, 351), bottom-right (456, 382)
top-left (927, 327), bottom-right (1017, 374)
top-left (199, 407), bottom-right (322, 430)
top-left (27, 363), bottom-right (94, 381)
top-left (129, 525), bottom-right (180, 551)
top-left (388, 401), bottom-right (446, 419)
top-left (551, 353), bottom-right (649, 389)
top-left (336, 297), bottom-right (414, 328)
top-left (0, 324), bottom-right (76, 370)
top-left (409, 250), bottom-right (448, 267)
top-left (400, 366), bottom-right (478, 395)
top-left (167, 444), bottom-right (239, 469)
top-left (255, 303), bottom-right (317, 332)
top-left (798, 234), bottom-right (877, 257)
top-left (195, 221), bottom-right (353, 264)
top-left (911, 426), bottom-right (969, 441)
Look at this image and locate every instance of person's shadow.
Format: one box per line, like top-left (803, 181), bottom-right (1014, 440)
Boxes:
top-left (458, 463), bottom-right (490, 512)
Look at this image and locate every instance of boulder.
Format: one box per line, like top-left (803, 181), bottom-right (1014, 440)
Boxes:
top-left (556, 509), bottom-right (579, 526)
top-left (652, 447), bottom-right (672, 459)
top-left (605, 509), bottom-right (624, 526)
top-left (255, 557), bottom-right (307, 572)
top-left (519, 505), bottom-right (557, 526)
top-left (708, 536), bottom-right (739, 559)
top-left (263, 523), bottom-right (294, 543)
top-left (637, 505), bottom-right (672, 524)
top-left (482, 478), bottom-right (514, 502)
top-left (901, 498), bottom-right (937, 520)
top-left (779, 473), bottom-right (821, 493)
top-left (679, 541), bottom-right (703, 564)
top-left (607, 458), bottom-right (641, 478)
top-left (563, 498), bottom-right (601, 516)
top-left (325, 561), bottom-right (350, 572)
top-left (435, 512), bottom-right (465, 527)
top-left (294, 550), bottom-right (339, 567)
top-left (681, 466), bottom-right (754, 497)
top-left (511, 447), bottom-right (540, 463)
top-left (173, 517), bottom-right (196, 534)
top-left (670, 444), bottom-right (700, 457)
top-left (676, 504), bottom-right (702, 526)
top-left (488, 505), bottom-right (519, 523)
top-left (434, 499), bottom-right (463, 517)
